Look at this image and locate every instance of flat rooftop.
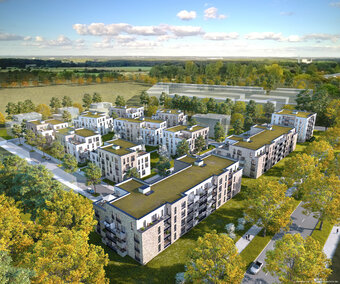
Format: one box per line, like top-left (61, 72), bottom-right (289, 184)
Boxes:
top-left (275, 109), bottom-right (314, 118)
top-left (75, 129), bottom-right (97, 137)
top-left (144, 118), bottom-right (164, 123)
top-left (28, 120), bottom-right (43, 125)
top-left (116, 117), bottom-right (144, 123)
top-left (57, 127), bottom-right (73, 135)
top-left (113, 155), bottom-right (235, 219)
top-left (230, 125), bottom-right (294, 150)
top-left (81, 112), bottom-right (104, 118)
top-left (159, 109), bottom-right (182, 114)
top-left (101, 139), bottom-right (137, 156)
top-left (166, 125), bottom-right (206, 133)
top-left (46, 119), bottom-right (65, 125)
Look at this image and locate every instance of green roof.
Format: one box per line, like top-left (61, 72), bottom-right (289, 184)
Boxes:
top-left (276, 109), bottom-right (314, 118)
top-left (166, 125), bottom-right (206, 132)
top-left (81, 112), bottom-right (103, 118)
top-left (101, 139), bottom-right (137, 156)
top-left (160, 109), bottom-right (182, 114)
top-left (46, 119), bottom-right (65, 125)
top-left (144, 118), bottom-right (164, 123)
top-left (178, 156), bottom-right (197, 164)
top-left (29, 120), bottom-right (42, 125)
top-left (75, 129), bottom-right (96, 137)
top-left (230, 125), bottom-right (294, 150)
top-left (57, 127), bottom-right (73, 135)
top-left (116, 117), bottom-right (144, 123)
top-left (113, 155), bottom-right (235, 218)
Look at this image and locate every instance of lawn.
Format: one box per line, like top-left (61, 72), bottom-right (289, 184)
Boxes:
top-left (0, 82), bottom-right (150, 114)
top-left (102, 132), bottom-right (115, 142)
top-left (0, 127), bottom-right (12, 140)
top-left (310, 220), bottom-right (334, 247)
top-left (328, 239), bottom-right (340, 282)
top-left (0, 146), bottom-right (13, 158)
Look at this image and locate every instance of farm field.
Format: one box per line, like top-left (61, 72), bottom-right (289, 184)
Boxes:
top-left (0, 82), bottom-right (150, 114)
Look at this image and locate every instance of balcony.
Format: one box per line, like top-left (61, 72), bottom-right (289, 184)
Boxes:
top-left (117, 239), bottom-right (126, 249)
top-left (106, 233), bottom-right (116, 243)
top-left (194, 195), bottom-right (200, 202)
top-left (134, 237), bottom-right (140, 244)
top-left (164, 239), bottom-right (171, 249)
top-left (164, 222), bottom-right (171, 231)
top-left (135, 246), bottom-right (140, 253)
top-left (118, 248), bottom-right (127, 257)
top-left (116, 231), bottom-right (126, 240)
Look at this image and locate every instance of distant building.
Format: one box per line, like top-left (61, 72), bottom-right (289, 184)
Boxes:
top-left (110, 106), bottom-right (144, 119)
top-left (90, 102), bottom-right (113, 115)
top-left (152, 109), bottom-right (187, 128)
top-left (73, 111), bottom-right (113, 135)
top-left (192, 113), bottom-right (231, 138)
top-left (57, 107), bottom-right (80, 119)
top-left (6, 112), bottom-right (42, 135)
top-left (271, 109), bottom-right (316, 142)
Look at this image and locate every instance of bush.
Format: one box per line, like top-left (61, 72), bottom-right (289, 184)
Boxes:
top-left (225, 223), bottom-right (235, 234)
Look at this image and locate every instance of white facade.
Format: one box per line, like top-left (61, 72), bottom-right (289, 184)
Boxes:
top-left (110, 106), bottom-right (144, 119)
top-left (89, 102), bottom-right (113, 115)
top-left (74, 111), bottom-right (113, 135)
top-left (152, 109), bottom-right (187, 128)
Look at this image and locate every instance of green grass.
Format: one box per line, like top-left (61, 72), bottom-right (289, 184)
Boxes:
top-left (89, 193), bottom-right (250, 284)
top-left (0, 127), bottom-right (12, 140)
top-left (0, 82), bottom-right (150, 114)
top-left (328, 239), bottom-right (340, 282)
top-left (102, 132), bottom-right (115, 142)
top-left (141, 169), bottom-right (158, 180)
top-left (311, 220), bottom-right (334, 247)
top-left (103, 178), bottom-right (116, 186)
top-left (0, 146), bottom-right (13, 158)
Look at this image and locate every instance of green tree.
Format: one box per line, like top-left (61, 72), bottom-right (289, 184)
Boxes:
top-left (233, 119), bottom-right (244, 135)
top-left (196, 101), bottom-right (207, 114)
top-left (254, 104), bottom-right (264, 123)
top-left (92, 92), bottom-right (102, 103)
top-left (264, 102), bottom-right (275, 120)
top-left (265, 234), bottom-right (331, 283)
top-left (185, 230), bottom-right (245, 284)
top-left (125, 167), bottom-right (139, 179)
top-left (62, 154), bottom-right (78, 173)
top-left (207, 98), bottom-right (217, 112)
top-left (49, 97), bottom-right (62, 112)
top-left (35, 134), bottom-right (46, 150)
top-left (231, 113), bottom-right (245, 125)
top-left (49, 141), bottom-right (65, 160)
top-left (246, 100), bottom-right (256, 118)
top-left (62, 110), bottom-right (72, 122)
top-left (25, 129), bottom-right (36, 150)
top-left (217, 102), bottom-right (232, 115)
top-left (84, 162), bottom-right (102, 194)
top-left (195, 135), bottom-right (206, 153)
top-left (214, 122), bottom-right (225, 142)
top-left (176, 139), bottom-right (190, 156)
top-left (146, 105), bottom-right (158, 117)
top-left (159, 92), bottom-right (167, 106)
top-left (5, 102), bottom-right (18, 116)
top-left (139, 91), bottom-right (150, 106)
top-left (188, 117), bottom-right (197, 126)
top-left (62, 96), bottom-right (72, 107)
top-left (82, 93), bottom-right (92, 109)
top-left (23, 99), bottom-right (35, 113)
top-left (156, 155), bottom-right (171, 176)
top-left (233, 101), bottom-right (246, 114)
top-left (245, 179), bottom-right (294, 236)
top-left (36, 104), bottom-right (51, 120)
top-left (115, 95), bottom-right (126, 107)
top-left (244, 115), bottom-right (254, 131)
top-left (149, 96), bottom-right (159, 106)
top-left (12, 124), bottom-right (22, 144)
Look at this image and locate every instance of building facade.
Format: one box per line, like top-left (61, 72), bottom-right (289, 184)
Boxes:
top-left (152, 109), bottom-right (187, 128)
top-left (90, 139), bottom-right (151, 183)
top-left (271, 109), bottom-right (316, 142)
top-left (89, 102), bottom-right (113, 116)
top-left (110, 106), bottom-right (144, 119)
top-left (192, 113), bottom-right (231, 138)
top-left (93, 154), bottom-right (242, 264)
top-left (73, 112), bottom-right (113, 135)
top-left (162, 125), bottom-right (209, 156)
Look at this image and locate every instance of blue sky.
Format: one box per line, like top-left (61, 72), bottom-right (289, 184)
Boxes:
top-left (0, 0), bottom-right (339, 57)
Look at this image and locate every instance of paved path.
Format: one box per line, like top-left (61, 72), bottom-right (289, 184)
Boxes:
top-left (236, 225), bottom-right (262, 253)
top-left (242, 202), bottom-right (318, 284)
top-left (323, 225), bottom-right (340, 259)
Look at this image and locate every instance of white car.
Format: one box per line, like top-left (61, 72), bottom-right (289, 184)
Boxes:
top-left (250, 260), bottom-right (263, 275)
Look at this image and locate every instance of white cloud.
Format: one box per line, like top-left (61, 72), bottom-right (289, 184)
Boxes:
top-left (303, 33), bottom-right (340, 42)
top-left (114, 35), bottom-right (136, 43)
top-left (286, 35), bottom-right (301, 42)
top-left (280, 11), bottom-right (294, 16)
top-left (25, 35), bottom-right (84, 49)
top-left (330, 2), bottom-right (340, 7)
top-left (244, 32), bottom-right (284, 41)
top-left (127, 25), bottom-right (167, 36)
top-left (203, 32), bottom-right (239, 40)
top-left (177, 10), bottom-right (197, 20)
top-left (0, 32), bottom-right (24, 41)
top-left (35, 36), bottom-right (45, 42)
top-left (73, 23), bottom-right (130, 36)
top-left (167, 25), bottom-right (204, 37)
top-left (204, 7), bottom-right (227, 20)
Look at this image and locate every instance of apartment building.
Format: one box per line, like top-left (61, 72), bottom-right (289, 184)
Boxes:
top-left (73, 111), bottom-right (113, 135)
top-left (110, 106), bottom-right (144, 119)
top-left (56, 128), bottom-right (102, 163)
top-left (162, 125), bottom-right (209, 156)
top-left (89, 102), bottom-right (113, 116)
top-left (216, 124), bottom-right (297, 178)
top-left (152, 109), bottom-right (187, 128)
top-left (93, 154), bottom-right (242, 264)
top-left (114, 118), bottom-right (167, 146)
top-left (90, 139), bottom-right (150, 183)
top-left (26, 119), bottom-right (69, 144)
top-left (271, 109), bottom-right (316, 142)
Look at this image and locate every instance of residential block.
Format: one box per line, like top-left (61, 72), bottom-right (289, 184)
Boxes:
top-left (110, 105), bottom-right (144, 119)
top-left (152, 109), bottom-right (187, 127)
top-left (73, 111), bottom-right (113, 135)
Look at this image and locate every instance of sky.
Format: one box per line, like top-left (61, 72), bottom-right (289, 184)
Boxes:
top-left (0, 0), bottom-right (340, 57)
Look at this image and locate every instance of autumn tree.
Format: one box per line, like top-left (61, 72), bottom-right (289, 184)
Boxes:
top-left (156, 155), bottom-right (171, 176)
top-left (185, 230), bottom-right (245, 284)
top-left (73, 102), bottom-right (83, 113)
top-left (49, 141), bottom-right (65, 160)
top-left (231, 112), bottom-right (245, 125)
top-left (176, 139), bottom-right (189, 157)
top-left (245, 179), bottom-right (294, 236)
top-left (0, 112), bottom-right (6, 125)
top-left (195, 135), bottom-right (206, 153)
top-left (62, 154), bottom-right (78, 173)
top-left (115, 95), bottom-right (126, 107)
top-left (92, 92), bottom-right (102, 103)
top-left (324, 126), bottom-right (340, 148)
top-left (146, 105), bottom-right (158, 117)
top-left (325, 99), bottom-right (340, 127)
top-left (62, 96), bottom-right (73, 107)
top-left (214, 121), bottom-right (225, 142)
top-left (62, 110), bottom-right (72, 122)
top-left (305, 140), bottom-right (334, 171)
top-left (265, 234), bottom-right (331, 283)
top-left (36, 104), bottom-right (51, 120)
top-left (125, 167), bottom-right (139, 179)
top-left (84, 162), bottom-right (102, 194)
top-left (82, 93), bottom-right (92, 109)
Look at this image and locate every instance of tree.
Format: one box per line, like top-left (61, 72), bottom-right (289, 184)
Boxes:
top-left (82, 93), bottom-right (92, 109)
top-left (264, 102), bottom-right (275, 120)
top-left (231, 113), bottom-right (245, 125)
top-left (12, 124), bottom-right (22, 144)
top-left (305, 140), bottom-right (334, 172)
top-left (156, 155), bottom-right (171, 176)
top-left (36, 104), bottom-right (51, 120)
top-left (22, 99), bottom-right (35, 113)
top-left (207, 98), bottom-right (217, 112)
top-left (72, 102), bottom-right (83, 113)
top-left (325, 99), bottom-right (340, 127)
top-left (246, 100), bottom-right (256, 118)
top-left (254, 104), bottom-right (264, 123)
top-left (159, 92), bottom-right (167, 106)
top-left (139, 91), bottom-right (150, 106)
top-left (196, 101), bottom-right (207, 114)
top-left (62, 154), bottom-right (78, 173)
top-left (185, 230), bottom-right (245, 284)
top-left (92, 92), bottom-right (102, 103)
top-left (265, 234), bottom-right (331, 283)
top-left (217, 102), bottom-right (231, 115)
top-left (146, 105), bottom-right (158, 117)
top-left (49, 97), bottom-right (62, 112)
top-left (324, 126), bottom-right (340, 148)
top-left (214, 122), bottom-right (225, 142)
top-left (115, 95), bottom-right (126, 107)
top-left (233, 119), bottom-right (244, 135)
top-left (233, 101), bottom-right (246, 114)
top-left (62, 96), bottom-right (72, 107)
top-left (0, 112), bottom-right (5, 125)
top-left (5, 102), bottom-right (18, 116)
top-left (125, 167), bottom-right (139, 179)
top-left (35, 134), bottom-right (46, 150)
top-left (245, 179), bottom-right (294, 236)
top-left (149, 96), bottom-right (159, 106)
top-left (300, 171), bottom-right (340, 231)
top-left (176, 139), bottom-right (190, 156)
top-left (188, 117), bottom-right (197, 126)
top-left (84, 162), bottom-right (102, 194)
top-left (25, 129), bottom-right (36, 150)
top-left (195, 135), bottom-right (206, 153)
top-left (62, 110), bottom-right (72, 122)
top-left (49, 141), bottom-right (65, 160)
top-left (244, 115), bottom-right (254, 131)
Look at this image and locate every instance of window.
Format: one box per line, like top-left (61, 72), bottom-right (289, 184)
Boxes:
top-left (174, 207), bottom-right (177, 214)
top-left (158, 244), bottom-right (161, 252)
top-left (158, 226), bottom-right (161, 234)
top-left (158, 235), bottom-right (161, 243)
top-left (174, 233), bottom-right (177, 240)
top-left (174, 216), bottom-right (177, 223)
top-left (174, 224), bottom-right (177, 231)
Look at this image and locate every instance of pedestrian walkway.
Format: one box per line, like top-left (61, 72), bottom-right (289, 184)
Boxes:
top-left (236, 225), bottom-right (262, 253)
top-left (323, 225), bottom-right (340, 259)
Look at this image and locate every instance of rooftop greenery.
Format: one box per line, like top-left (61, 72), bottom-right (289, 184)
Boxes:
top-left (46, 119), bottom-right (65, 125)
top-left (81, 112), bottom-right (104, 118)
top-left (75, 128), bottom-right (96, 137)
top-left (144, 118), bottom-right (165, 123)
top-left (113, 155), bottom-right (235, 218)
top-left (56, 127), bottom-right (73, 135)
top-left (101, 139), bottom-right (137, 156)
top-left (166, 125), bottom-right (206, 133)
top-left (276, 109), bottom-right (314, 118)
top-left (116, 117), bottom-right (144, 123)
top-left (178, 156), bottom-right (197, 164)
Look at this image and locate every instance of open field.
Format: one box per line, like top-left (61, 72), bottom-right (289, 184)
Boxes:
top-left (0, 82), bottom-right (150, 114)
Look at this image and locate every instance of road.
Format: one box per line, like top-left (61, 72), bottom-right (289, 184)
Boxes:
top-left (242, 202), bottom-right (319, 283)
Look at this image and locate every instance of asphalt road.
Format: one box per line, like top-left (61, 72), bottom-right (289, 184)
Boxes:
top-left (242, 202), bottom-right (318, 284)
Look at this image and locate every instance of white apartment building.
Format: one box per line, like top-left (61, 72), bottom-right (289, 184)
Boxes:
top-left (90, 139), bottom-right (151, 183)
top-left (271, 109), bottom-right (316, 142)
top-left (152, 109), bottom-right (187, 128)
top-left (162, 125), bottom-right (209, 156)
top-left (93, 154), bottom-right (242, 264)
top-left (89, 102), bottom-right (113, 115)
top-left (56, 128), bottom-right (102, 163)
top-left (110, 106), bottom-right (144, 119)
top-left (216, 124), bottom-right (297, 178)
top-left (73, 111), bottom-right (113, 135)
top-left (114, 118), bottom-right (167, 146)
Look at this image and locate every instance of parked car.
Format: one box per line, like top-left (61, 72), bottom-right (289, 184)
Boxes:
top-left (45, 156), bottom-right (51, 161)
top-left (250, 260), bottom-right (263, 275)
top-left (87, 188), bottom-right (95, 194)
